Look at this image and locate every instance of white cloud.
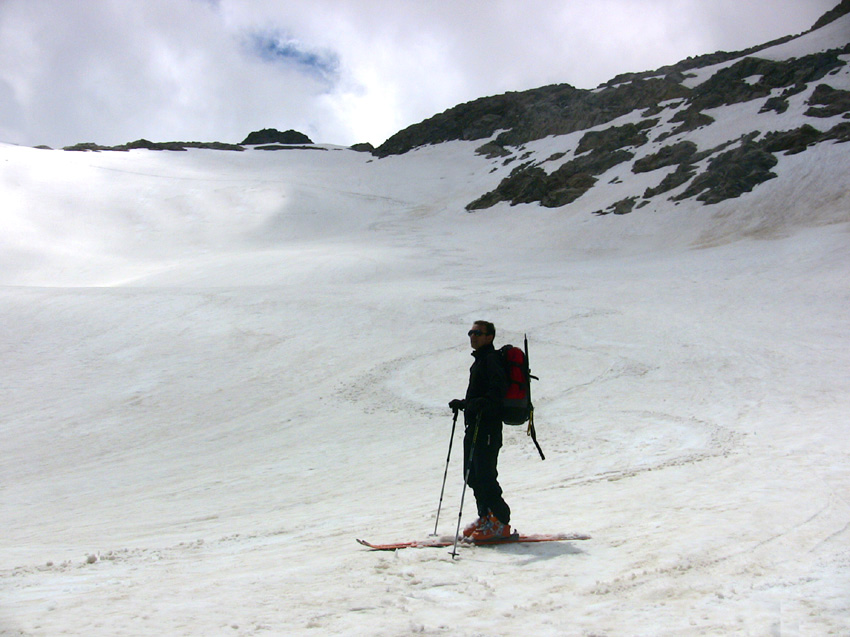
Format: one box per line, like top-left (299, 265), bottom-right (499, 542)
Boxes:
top-left (0, 0), bottom-right (840, 148)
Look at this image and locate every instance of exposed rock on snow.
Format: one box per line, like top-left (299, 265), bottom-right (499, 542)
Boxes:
top-left (240, 128), bottom-right (313, 145)
top-left (63, 139), bottom-right (245, 152)
top-left (367, 11), bottom-right (850, 213)
top-left (465, 38), bottom-right (849, 211)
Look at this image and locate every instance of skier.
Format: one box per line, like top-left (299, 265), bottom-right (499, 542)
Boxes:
top-left (449, 320), bottom-right (512, 540)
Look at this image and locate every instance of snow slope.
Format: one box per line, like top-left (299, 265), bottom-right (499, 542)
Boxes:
top-left (2, 66), bottom-right (850, 637)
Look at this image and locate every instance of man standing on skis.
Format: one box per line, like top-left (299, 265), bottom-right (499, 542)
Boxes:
top-left (449, 320), bottom-right (512, 541)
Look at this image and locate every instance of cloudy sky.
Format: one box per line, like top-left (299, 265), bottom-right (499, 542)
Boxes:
top-left (0, 0), bottom-right (840, 148)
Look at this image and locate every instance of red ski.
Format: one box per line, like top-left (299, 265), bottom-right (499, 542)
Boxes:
top-left (356, 532), bottom-right (591, 551)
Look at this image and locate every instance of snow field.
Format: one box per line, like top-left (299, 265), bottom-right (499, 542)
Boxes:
top-left (1, 132), bottom-right (849, 636)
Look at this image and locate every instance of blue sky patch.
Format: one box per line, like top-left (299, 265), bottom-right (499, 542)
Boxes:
top-left (247, 31), bottom-right (340, 84)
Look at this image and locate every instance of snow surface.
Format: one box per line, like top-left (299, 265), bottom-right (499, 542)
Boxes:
top-left (758, 14), bottom-right (850, 61)
top-left (2, 94), bottom-right (850, 636)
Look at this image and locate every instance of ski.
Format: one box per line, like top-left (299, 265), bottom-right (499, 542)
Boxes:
top-left (356, 532), bottom-right (591, 551)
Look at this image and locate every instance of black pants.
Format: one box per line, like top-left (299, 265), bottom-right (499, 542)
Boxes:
top-left (463, 421), bottom-right (510, 525)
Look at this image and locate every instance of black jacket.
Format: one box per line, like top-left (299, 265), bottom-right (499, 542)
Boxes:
top-left (464, 343), bottom-right (508, 429)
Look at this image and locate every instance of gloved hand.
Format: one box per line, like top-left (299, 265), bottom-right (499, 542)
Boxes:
top-left (448, 399), bottom-right (466, 412)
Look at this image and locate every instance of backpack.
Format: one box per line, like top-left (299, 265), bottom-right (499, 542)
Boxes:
top-left (498, 335), bottom-right (545, 460)
top-left (499, 343), bottom-right (533, 426)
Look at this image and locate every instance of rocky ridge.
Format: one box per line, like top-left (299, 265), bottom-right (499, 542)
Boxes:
top-left (63, 139), bottom-right (246, 152)
top-left (376, 2), bottom-right (850, 213)
top-left (61, 128), bottom-right (316, 153)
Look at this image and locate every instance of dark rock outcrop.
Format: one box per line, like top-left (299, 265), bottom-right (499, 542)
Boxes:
top-left (467, 147), bottom-right (635, 210)
top-left (375, 78), bottom-right (689, 158)
top-left (763, 121), bottom-right (850, 154)
top-left (64, 139), bottom-right (244, 152)
top-left (475, 141), bottom-right (512, 158)
top-left (593, 196), bottom-right (640, 216)
top-left (643, 163), bottom-right (700, 199)
top-left (241, 128), bottom-right (313, 145)
top-left (805, 83), bottom-right (850, 118)
top-left (673, 141), bottom-right (779, 204)
top-left (575, 120), bottom-right (656, 155)
top-left (253, 145), bottom-right (328, 151)
top-left (762, 124), bottom-right (825, 155)
top-left (632, 141), bottom-right (698, 174)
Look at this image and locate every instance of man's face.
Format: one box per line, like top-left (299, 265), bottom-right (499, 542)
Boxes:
top-left (469, 324), bottom-right (494, 350)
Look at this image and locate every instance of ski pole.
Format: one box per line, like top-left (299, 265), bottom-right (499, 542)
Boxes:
top-left (451, 412), bottom-right (481, 559)
top-left (432, 408), bottom-right (459, 536)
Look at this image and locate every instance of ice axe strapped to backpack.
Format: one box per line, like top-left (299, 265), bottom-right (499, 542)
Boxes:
top-left (499, 335), bottom-right (544, 460)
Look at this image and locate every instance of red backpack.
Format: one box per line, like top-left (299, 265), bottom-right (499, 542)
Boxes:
top-left (498, 336), bottom-right (545, 459)
top-left (499, 344), bottom-right (532, 425)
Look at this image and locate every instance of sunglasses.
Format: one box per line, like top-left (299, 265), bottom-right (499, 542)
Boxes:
top-left (468, 329), bottom-right (490, 337)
